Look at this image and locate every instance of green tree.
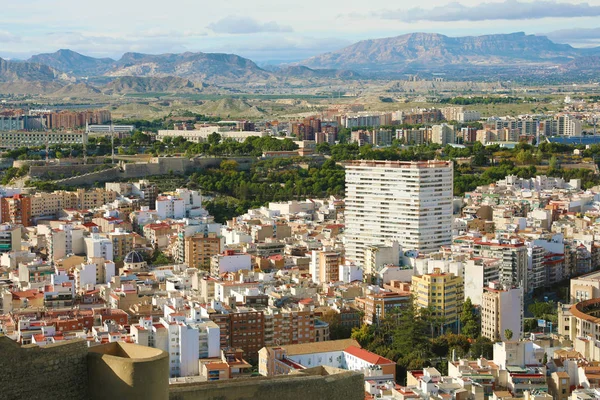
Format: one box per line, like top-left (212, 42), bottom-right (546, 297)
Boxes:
top-left (208, 132), bottom-right (222, 145)
top-left (351, 324), bottom-right (374, 347)
top-left (549, 155), bottom-right (559, 169)
top-left (220, 160), bottom-right (239, 171)
top-left (504, 329), bottom-right (513, 340)
top-left (460, 297), bottom-right (480, 339)
top-left (528, 301), bottom-right (556, 319)
top-left (470, 337), bottom-right (494, 358)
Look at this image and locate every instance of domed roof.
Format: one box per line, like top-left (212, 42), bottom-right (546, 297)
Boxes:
top-left (124, 251), bottom-right (144, 264)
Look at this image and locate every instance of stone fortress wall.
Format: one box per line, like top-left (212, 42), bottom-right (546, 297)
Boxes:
top-left (0, 335), bottom-right (365, 400)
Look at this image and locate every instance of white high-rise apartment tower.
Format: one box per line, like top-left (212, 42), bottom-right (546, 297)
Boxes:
top-left (344, 160), bottom-right (453, 264)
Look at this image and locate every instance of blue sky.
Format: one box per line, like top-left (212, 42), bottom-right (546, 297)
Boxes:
top-left (2, 0), bottom-right (600, 62)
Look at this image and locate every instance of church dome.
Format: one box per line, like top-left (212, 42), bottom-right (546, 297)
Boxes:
top-left (124, 251), bottom-right (144, 264)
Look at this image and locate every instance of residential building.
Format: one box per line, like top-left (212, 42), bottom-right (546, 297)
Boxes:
top-left (431, 124), bottom-right (456, 145)
top-left (1, 195), bottom-right (31, 226)
top-left (85, 234), bottom-right (114, 261)
top-left (345, 160), bottom-right (453, 265)
top-left (184, 232), bottom-right (223, 270)
top-left (107, 229), bottom-right (134, 262)
top-left (474, 239), bottom-right (528, 291)
top-left (156, 195), bottom-right (185, 219)
top-left (210, 250), bottom-right (252, 277)
top-left (412, 268), bottom-right (464, 331)
top-left (0, 131), bottom-right (88, 149)
top-left (355, 286), bottom-right (411, 325)
top-left (0, 223), bottom-right (21, 253)
top-left (480, 282), bottom-right (524, 341)
top-left (310, 250), bottom-right (342, 284)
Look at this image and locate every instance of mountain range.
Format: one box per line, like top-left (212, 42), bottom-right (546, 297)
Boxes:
top-left (1, 32), bottom-right (599, 96)
top-left (297, 32), bottom-right (600, 73)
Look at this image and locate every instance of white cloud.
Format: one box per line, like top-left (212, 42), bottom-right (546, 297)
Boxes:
top-left (208, 16), bottom-right (293, 34)
top-left (376, 0), bottom-right (600, 22)
top-left (0, 31), bottom-right (21, 43)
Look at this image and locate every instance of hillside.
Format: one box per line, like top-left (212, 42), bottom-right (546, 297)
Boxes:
top-left (102, 76), bottom-right (203, 94)
top-left (298, 32), bottom-right (593, 72)
top-left (28, 49), bottom-right (114, 76)
top-left (195, 98), bottom-right (266, 118)
top-left (107, 52), bottom-right (272, 83)
top-left (0, 58), bottom-right (68, 94)
top-left (275, 66), bottom-right (360, 79)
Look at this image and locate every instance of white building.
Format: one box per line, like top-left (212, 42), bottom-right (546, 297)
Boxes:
top-left (558, 115), bottom-right (582, 137)
top-left (339, 262), bottom-right (363, 283)
top-left (344, 160), bottom-right (453, 265)
top-left (43, 224), bottom-right (85, 261)
top-left (363, 241), bottom-right (401, 277)
top-left (73, 258), bottom-right (116, 292)
top-left (131, 314), bottom-right (199, 378)
top-left (431, 124), bottom-right (456, 145)
top-left (84, 234), bottom-right (114, 261)
top-left (210, 251), bottom-right (252, 276)
top-left (457, 110), bottom-right (481, 123)
top-left (463, 258), bottom-right (500, 306)
top-left (157, 127), bottom-right (268, 143)
top-left (481, 282), bottom-right (524, 342)
top-left (156, 195), bottom-right (186, 219)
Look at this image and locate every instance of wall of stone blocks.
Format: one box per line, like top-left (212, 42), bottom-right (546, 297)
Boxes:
top-left (168, 369), bottom-right (365, 400)
top-left (0, 335), bottom-right (89, 400)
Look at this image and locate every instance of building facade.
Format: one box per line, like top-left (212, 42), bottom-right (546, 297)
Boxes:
top-left (345, 160), bottom-right (453, 264)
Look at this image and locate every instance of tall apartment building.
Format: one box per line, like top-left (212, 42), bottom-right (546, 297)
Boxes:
top-left (41, 110), bottom-right (111, 130)
top-left (412, 268), bottom-right (464, 331)
top-left (557, 115), bottom-right (582, 137)
top-left (345, 160), bottom-right (453, 265)
top-left (310, 250), bottom-right (342, 284)
top-left (1, 189), bottom-right (117, 225)
top-left (431, 124), bottom-right (456, 145)
top-left (174, 221), bottom-right (222, 264)
top-left (480, 282), bottom-right (523, 342)
top-left (263, 306), bottom-right (315, 347)
top-left (185, 232), bottom-right (223, 270)
top-left (44, 224), bottom-right (85, 261)
top-left (541, 115), bottom-right (583, 137)
top-left (208, 304), bottom-right (265, 359)
top-left (156, 195), bottom-right (185, 219)
top-left (131, 316), bottom-right (200, 378)
top-left (474, 239), bottom-right (528, 291)
top-left (1, 195), bottom-right (32, 226)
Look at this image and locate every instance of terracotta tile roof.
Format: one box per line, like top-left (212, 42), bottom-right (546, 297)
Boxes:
top-left (281, 338), bottom-right (360, 356)
top-left (344, 346), bottom-right (395, 365)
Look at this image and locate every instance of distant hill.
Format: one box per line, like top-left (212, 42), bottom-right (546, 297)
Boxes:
top-left (28, 49), bottom-right (114, 76)
top-left (560, 56), bottom-right (600, 72)
top-left (0, 57), bottom-right (68, 94)
top-left (275, 65), bottom-right (360, 79)
top-left (9, 32), bottom-right (600, 95)
top-left (195, 98), bottom-right (266, 118)
top-left (49, 82), bottom-right (102, 98)
top-left (102, 76), bottom-right (202, 94)
top-left (297, 32), bottom-right (598, 73)
top-left (107, 51), bottom-right (272, 83)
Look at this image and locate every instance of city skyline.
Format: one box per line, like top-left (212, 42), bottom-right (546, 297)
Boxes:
top-left (2, 0), bottom-right (600, 62)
